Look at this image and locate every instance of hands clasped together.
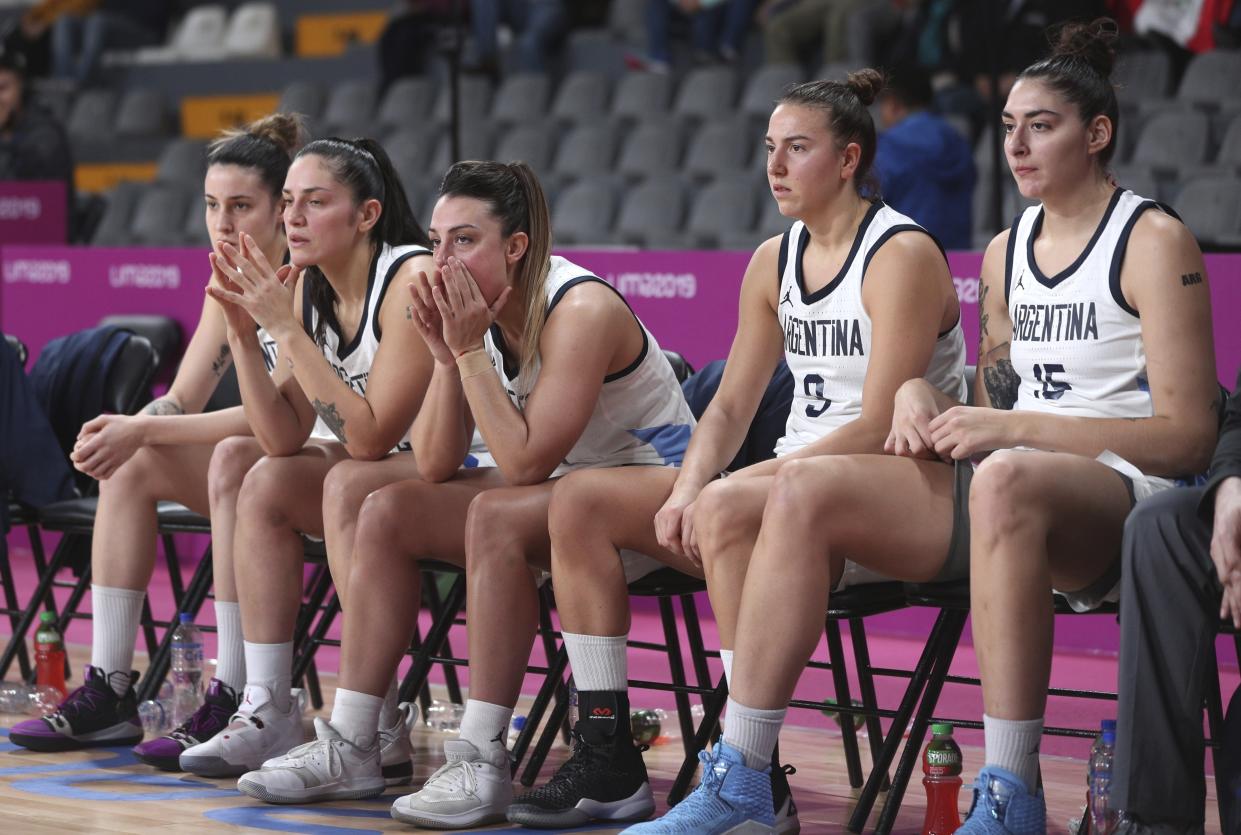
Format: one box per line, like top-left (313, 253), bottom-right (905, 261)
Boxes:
top-left (406, 256), bottom-right (511, 364)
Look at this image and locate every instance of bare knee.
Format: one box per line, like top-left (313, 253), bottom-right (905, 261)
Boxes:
top-left (100, 446), bottom-right (160, 500)
top-left (970, 451), bottom-right (1048, 557)
top-left (695, 476), bottom-right (759, 559)
top-left (235, 455), bottom-right (293, 528)
top-left (354, 485), bottom-right (413, 559)
top-left (465, 491), bottom-right (529, 571)
top-left (208, 436), bottom-right (260, 507)
top-left (548, 471), bottom-right (610, 546)
top-left (322, 459), bottom-right (377, 527)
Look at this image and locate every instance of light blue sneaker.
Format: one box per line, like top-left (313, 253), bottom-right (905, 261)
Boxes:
top-left (621, 741), bottom-right (775, 834)
top-left (957, 765), bottom-right (1047, 834)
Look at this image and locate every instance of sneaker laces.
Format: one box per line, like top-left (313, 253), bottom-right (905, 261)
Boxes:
top-left (169, 697), bottom-right (234, 744)
top-left (422, 758), bottom-right (480, 796)
top-left (47, 679), bottom-right (109, 723)
top-left (273, 735), bottom-right (341, 775)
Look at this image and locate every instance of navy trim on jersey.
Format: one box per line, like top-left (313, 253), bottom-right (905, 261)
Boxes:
top-left (372, 247), bottom-right (429, 340)
top-left (333, 248), bottom-right (382, 361)
top-left (1108, 199), bottom-right (1160, 319)
top-left (859, 224), bottom-right (944, 285)
top-left (301, 273), bottom-right (313, 336)
top-left (796, 200), bottom-right (883, 304)
top-left (1027, 187), bottom-right (1123, 290)
top-left (1003, 214), bottom-right (1020, 305)
top-left (777, 229), bottom-right (790, 293)
top-left (546, 274), bottom-right (650, 384)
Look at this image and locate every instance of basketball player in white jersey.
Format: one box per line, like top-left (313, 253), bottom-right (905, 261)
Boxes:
top-left (10, 114), bottom-right (304, 762)
top-left (173, 138), bottom-right (437, 781)
top-left (234, 160), bottom-right (694, 823)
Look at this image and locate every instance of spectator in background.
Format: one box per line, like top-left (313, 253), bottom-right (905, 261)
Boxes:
top-left (640, 0), bottom-right (756, 72)
top-left (468, 0), bottom-right (567, 75)
top-left (0, 44), bottom-right (74, 237)
top-left (377, 0), bottom-right (459, 93)
top-left (873, 65), bottom-right (974, 250)
top-left (759, 0), bottom-right (868, 68)
top-left (51, 0), bottom-right (169, 85)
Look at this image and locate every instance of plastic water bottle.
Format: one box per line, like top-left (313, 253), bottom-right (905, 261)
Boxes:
top-left (426, 699), bottom-right (465, 732)
top-left (0, 681), bottom-right (64, 715)
top-left (921, 722), bottom-right (963, 835)
top-left (170, 613), bottom-right (204, 726)
top-left (34, 612), bottom-right (67, 699)
top-left (1089, 725), bottom-right (1118, 835)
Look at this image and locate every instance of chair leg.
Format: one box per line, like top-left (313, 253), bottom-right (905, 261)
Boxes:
top-left (290, 593), bottom-right (339, 691)
top-left (847, 607), bottom-right (961, 833)
top-left (424, 571), bottom-right (464, 705)
top-left (1, 532), bottom-right (77, 683)
top-left (25, 522), bottom-right (56, 616)
top-left (0, 536), bottom-right (33, 680)
top-left (849, 617), bottom-right (890, 792)
top-left (657, 596), bottom-right (696, 760)
top-left (160, 534), bottom-right (185, 608)
top-left (513, 648), bottom-right (569, 783)
top-left (874, 609), bottom-right (968, 835)
top-left (825, 617), bottom-right (864, 788)
top-left (402, 620), bottom-right (436, 718)
top-left (1205, 638), bottom-right (1226, 823)
top-left (669, 674), bottom-right (728, 806)
top-left (139, 545), bottom-right (213, 702)
top-left (680, 593), bottom-right (713, 691)
top-left (536, 585), bottom-right (572, 746)
top-left (400, 574), bottom-right (466, 707)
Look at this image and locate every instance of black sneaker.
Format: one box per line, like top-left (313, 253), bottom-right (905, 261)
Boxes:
top-left (506, 691), bottom-right (656, 829)
top-left (10, 665), bottom-right (142, 752)
top-left (771, 756), bottom-right (801, 834)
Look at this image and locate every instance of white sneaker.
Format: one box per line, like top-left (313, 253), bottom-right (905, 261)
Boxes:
top-left (390, 739), bottom-right (512, 829)
top-left (379, 701), bottom-right (418, 786)
top-left (237, 717), bottom-right (385, 804)
top-left (180, 685), bottom-right (304, 777)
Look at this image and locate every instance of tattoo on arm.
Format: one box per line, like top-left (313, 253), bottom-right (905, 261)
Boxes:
top-left (210, 343), bottom-right (231, 377)
top-left (405, 304), bottom-right (414, 320)
top-left (143, 398), bottom-right (185, 417)
top-left (980, 342), bottom-right (1019, 411)
top-left (977, 281), bottom-right (991, 352)
top-left (1181, 271), bottom-right (1203, 287)
top-left (312, 398), bottom-right (347, 443)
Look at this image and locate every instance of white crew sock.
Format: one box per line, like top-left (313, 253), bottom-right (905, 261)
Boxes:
top-left (331, 687), bottom-right (383, 748)
top-left (90, 585), bottom-right (146, 696)
top-left (562, 631), bottom-right (628, 692)
top-left (722, 697), bottom-right (786, 771)
top-left (212, 601), bottom-right (245, 693)
top-left (720, 648), bottom-right (734, 686)
top-left (983, 713), bottom-right (1043, 793)
top-left (242, 640), bottom-right (293, 712)
top-left (379, 676), bottom-right (400, 729)
top-left (459, 698), bottom-right (513, 753)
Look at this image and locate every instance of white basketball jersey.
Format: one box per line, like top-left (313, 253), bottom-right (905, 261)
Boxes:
top-left (301, 242), bottom-right (430, 451)
top-left (775, 203), bottom-right (967, 456)
top-left (482, 256), bottom-right (695, 476)
top-left (1007, 189), bottom-right (1158, 420)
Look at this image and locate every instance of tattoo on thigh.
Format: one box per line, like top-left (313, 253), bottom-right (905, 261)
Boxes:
top-left (143, 398), bottom-right (184, 416)
top-left (210, 342), bottom-right (231, 377)
top-left (312, 398), bottom-right (347, 443)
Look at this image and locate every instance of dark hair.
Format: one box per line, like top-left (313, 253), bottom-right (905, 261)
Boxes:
top-left (0, 43), bottom-right (26, 78)
top-left (296, 137), bottom-right (432, 346)
top-left (1016, 18), bottom-right (1120, 166)
top-left (883, 64), bottom-right (932, 111)
top-left (778, 69), bottom-right (885, 197)
top-left (206, 112), bottom-right (304, 202)
top-left (438, 160), bottom-right (552, 383)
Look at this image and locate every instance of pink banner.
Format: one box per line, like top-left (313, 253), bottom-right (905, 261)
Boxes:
top-left (0, 181), bottom-right (67, 246)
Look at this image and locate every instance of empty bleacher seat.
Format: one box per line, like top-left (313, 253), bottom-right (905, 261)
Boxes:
top-left (133, 4), bottom-right (228, 63)
top-left (1213, 113), bottom-right (1241, 173)
top-left (432, 76), bottom-right (493, 127)
top-left (550, 71), bottom-right (611, 125)
top-left (1110, 165), bottom-right (1160, 201)
top-left (610, 72), bottom-right (673, 123)
top-left (387, 126), bottom-right (441, 186)
top-left (278, 81), bottom-right (325, 124)
top-left (429, 126), bottom-right (495, 171)
top-left (616, 179), bottom-right (687, 246)
top-left (616, 118), bottom-right (684, 180)
top-left (130, 183), bottom-right (193, 247)
top-left (685, 178), bottom-right (757, 247)
top-left (66, 90), bottom-right (117, 143)
top-left (155, 138), bottom-right (208, 190)
top-left (741, 63), bottom-right (804, 120)
top-left (552, 123), bottom-right (619, 182)
top-left (552, 177), bottom-right (618, 245)
top-left (224, 2), bottom-right (280, 59)
top-left (1114, 49), bottom-right (1172, 106)
top-left (115, 90), bottom-right (171, 139)
top-left (91, 180), bottom-right (144, 246)
top-left (1176, 49), bottom-right (1241, 105)
top-left (684, 117), bottom-right (753, 181)
top-left (493, 123), bottom-right (557, 173)
top-left (1130, 110), bottom-right (1209, 171)
top-left (1174, 176), bottom-right (1241, 247)
top-left (375, 77), bottom-right (437, 134)
top-left (320, 80), bottom-right (378, 138)
top-left (491, 73), bottom-right (551, 125)
top-left (673, 66), bottom-right (739, 122)
top-left (182, 199), bottom-right (211, 248)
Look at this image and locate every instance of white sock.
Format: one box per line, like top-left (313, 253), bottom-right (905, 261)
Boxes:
top-left (562, 632), bottom-right (628, 692)
top-left (379, 676), bottom-right (401, 729)
top-left (722, 697), bottom-right (785, 771)
top-left (331, 688), bottom-right (383, 748)
top-left (983, 713), bottom-right (1043, 793)
top-left (90, 585), bottom-right (145, 696)
top-left (459, 699), bottom-right (513, 753)
top-left (720, 648), bottom-right (734, 686)
top-left (213, 601), bottom-right (245, 693)
top-left (242, 640), bottom-right (293, 712)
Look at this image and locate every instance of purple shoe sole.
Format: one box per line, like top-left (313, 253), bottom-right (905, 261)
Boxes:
top-left (10, 718), bottom-right (142, 753)
top-left (133, 737), bottom-right (188, 771)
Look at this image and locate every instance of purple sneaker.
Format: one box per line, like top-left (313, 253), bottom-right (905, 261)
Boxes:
top-left (10, 665), bottom-right (142, 752)
top-left (133, 678), bottom-right (240, 771)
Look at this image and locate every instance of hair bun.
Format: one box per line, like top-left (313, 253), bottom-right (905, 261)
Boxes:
top-left (844, 68), bottom-right (885, 107)
top-left (1050, 18), bottom-right (1117, 79)
top-left (247, 112), bottom-right (305, 157)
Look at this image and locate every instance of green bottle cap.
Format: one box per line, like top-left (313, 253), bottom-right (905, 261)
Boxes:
top-left (39, 611), bottom-right (56, 624)
top-left (931, 722), bottom-right (954, 735)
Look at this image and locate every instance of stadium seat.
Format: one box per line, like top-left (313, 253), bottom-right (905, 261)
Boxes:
top-left (552, 122), bottom-right (619, 183)
top-left (432, 76), bottom-right (493, 127)
top-left (756, 188), bottom-right (790, 239)
top-left (114, 89), bottom-right (171, 138)
top-left (91, 180), bottom-right (144, 246)
top-left (741, 63), bottom-right (804, 120)
top-left (66, 89), bottom-right (117, 143)
top-left (1114, 49), bottom-right (1172, 106)
top-left (562, 28), bottom-right (629, 76)
top-left (320, 79), bottom-right (379, 138)
top-left (1176, 48), bottom-right (1241, 105)
top-left (155, 138), bottom-right (208, 190)
top-left (490, 73), bottom-right (551, 126)
top-left (387, 126), bottom-right (442, 190)
top-left (683, 117), bottom-right (753, 181)
top-left (492, 123), bottom-right (557, 174)
top-left (181, 199), bottom-right (211, 247)
top-left (550, 71), bottom-right (611, 125)
top-left (607, 0), bottom-right (646, 42)
top-left (375, 77), bottom-right (437, 134)
top-left (1110, 164), bottom-right (1160, 202)
top-left (129, 183), bottom-right (193, 247)
top-left (224, 2), bottom-right (281, 59)
top-left (133, 4), bottom-right (227, 63)
top-left (1174, 176), bottom-right (1241, 248)
top-left (616, 118), bottom-right (684, 180)
top-left (551, 176), bottom-right (618, 245)
top-left (277, 81), bottom-right (325, 125)
top-left (610, 72), bottom-right (673, 123)
top-left (616, 178), bottom-right (687, 246)
top-left (1213, 113), bottom-right (1241, 174)
top-left (1131, 110), bottom-right (1209, 171)
top-left (673, 66), bottom-right (739, 122)
top-left (428, 126), bottom-right (494, 172)
top-left (685, 178), bottom-right (757, 247)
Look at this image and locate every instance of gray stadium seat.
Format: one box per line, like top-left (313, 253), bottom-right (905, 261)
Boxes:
top-left (552, 177), bottom-right (618, 245)
top-left (684, 118), bottom-right (754, 181)
top-left (1173, 176), bottom-right (1241, 247)
top-left (552, 123), bottom-right (619, 182)
top-left (278, 81), bottom-right (325, 123)
top-left (1131, 110), bottom-right (1209, 170)
top-left (685, 178), bottom-right (757, 247)
top-left (321, 80), bottom-right (378, 138)
top-left (616, 119), bottom-right (684, 179)
top-left (91, 180), bottom-right (144, 246)
top-left (155, 138), bottom-right (208, 190)
top-left (432, 76), bottom-right (493, 126)
top-left (607, 0), bottom-right (646, 41)
top-left (1214, 114), bottom-right (1241, 172)
top-left (1109, 164), bottom-right (1160, 201)
top-left (1114, 49), bottom-right (1172, 105)
top-left (610, 72), bottom-right (673, 122)
top-left (115, 90), bottom-right (171, 138)
top-left (224, 2), bottom-right (280, 59)
top-left (375, 77), bottom-right (437, 133)
top-left (429, 126), bottom-right (495, 171)
top-left (491, 73), bottom-right (551, 125)
top-left (493, 123), bottom-right (557, 173)
top-left (130, 184), bottom-right (192, 247)
top-left (387, 126), bottom-right (440, 179)
top-left (182, 199), bottom-right (211, 248)
top-left (756, 190), bottom-right (790, 239)
top-left (67, 89), bottom-right (117, 142)
top-left (741, 64), bottom-right (803, 120)
top-left (673, 66), bottom-right (739, 122)
top-left (550, 71), bottom-right (611, 125)
top-left (616, 179), bottom-right (687, 246)
top-left (1176, 49), bottom-right (1241, 105)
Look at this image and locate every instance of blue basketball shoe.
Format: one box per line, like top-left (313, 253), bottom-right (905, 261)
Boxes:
top-left (957, 765), bottom-right (1047, 834)
top-left (621, 740), bottom-right (775, 834)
